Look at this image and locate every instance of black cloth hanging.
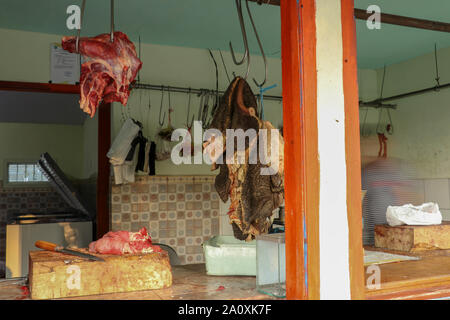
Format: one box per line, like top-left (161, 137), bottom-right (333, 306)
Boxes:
top-left (135, 131), bottom-right (148, 172)
top-left (149, 141), bottom-right (156, 175)
top-left (125, 136), bottom-right (140, 161)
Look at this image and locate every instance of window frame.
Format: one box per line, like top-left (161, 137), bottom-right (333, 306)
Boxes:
top-left (3, 159), bottom-right (50, 188)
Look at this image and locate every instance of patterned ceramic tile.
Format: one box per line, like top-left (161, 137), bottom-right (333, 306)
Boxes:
top-left (109, 175), bottom-right (220, 265)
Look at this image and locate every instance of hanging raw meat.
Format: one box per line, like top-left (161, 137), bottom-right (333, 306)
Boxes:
top-left (61, 31), bottom-right (142, 117)
top-left (205, 77), bottom-right (285, 241)
top-left (88, 227), bottom-right (162, 255)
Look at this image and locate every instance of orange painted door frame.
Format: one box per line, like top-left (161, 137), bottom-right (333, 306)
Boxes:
top-left (280, 0), bottom-right (365, 299)
top-left (341, 0), bottom-right (365, 300)
top-left (280, 0), bottom-right (316, 300)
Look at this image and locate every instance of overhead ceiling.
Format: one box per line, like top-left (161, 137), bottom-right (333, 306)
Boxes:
top-left (355, 0), bottom-right (450, 69)
top-left (0, 0), bottom-right (449, 69)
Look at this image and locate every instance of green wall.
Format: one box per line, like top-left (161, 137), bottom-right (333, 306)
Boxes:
top-left (359, 46), bottom-right (450, 179)
top-left (0, 122), bottom-right (84, 181)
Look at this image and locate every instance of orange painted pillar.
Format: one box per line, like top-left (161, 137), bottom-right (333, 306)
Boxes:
top-left (280, 0), bottom-right (364, 299)
top-left (341, 0), bottom-right (366, 300)
top-left (280, 0), bottom-right (318, 300)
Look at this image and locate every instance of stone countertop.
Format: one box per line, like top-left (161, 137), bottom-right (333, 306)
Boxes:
top-left (0, 264), bottom-right (283, 300)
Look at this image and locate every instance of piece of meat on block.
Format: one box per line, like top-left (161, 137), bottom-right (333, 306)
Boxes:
top-left (61, 31), bottom-right (142, 117)
top-left (89, 227), bottom-right (162, 255)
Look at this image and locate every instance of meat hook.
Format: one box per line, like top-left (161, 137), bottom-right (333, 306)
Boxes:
top-left (75, 0), bottom-right (86, 53)
top-left (375, 65), bottom-right (394, 135)
top-left (207, 49), bottom-right (220, 117)
top-left (197, 90), bottom-right (205, 121)
top-left (167, 86), bottom-right (174, 128)
top-left (229, 0), bottom-right (250, 79)
top-left (186, 88), bottom-right (195, 130)
top-left (245, 0), bottom-right (267, 87)
top-left (218, 49), bottom-right (231, 83)
top-left (202, 91), bottom-right (213, 129)
top-left (144, 90), bottom-right (152, 138)
top-left (110, 0), bottom-right (114, 43)
top-left (434, 43), bottom-right (441, 90)
top-left (159, 86), bottom-right (166, 126)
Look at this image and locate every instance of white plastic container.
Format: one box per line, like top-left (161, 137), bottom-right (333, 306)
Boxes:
top-left (256, 233), bottom-right (286, 298)
top-left (202, 236), bottom-right (256, 276)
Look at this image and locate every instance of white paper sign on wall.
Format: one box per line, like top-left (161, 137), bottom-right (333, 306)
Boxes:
top-left (50, 43), bottom-right (80, 84)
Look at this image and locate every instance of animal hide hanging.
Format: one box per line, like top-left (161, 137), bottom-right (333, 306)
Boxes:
top-left (205, 77), bottom-right (285, 241)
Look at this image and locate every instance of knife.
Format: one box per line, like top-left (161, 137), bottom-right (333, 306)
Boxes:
top-left (35, 240), bottom-right (105, 262)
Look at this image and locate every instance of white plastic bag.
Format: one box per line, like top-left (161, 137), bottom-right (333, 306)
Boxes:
top-left (386, 202), bottom-right (442, 226)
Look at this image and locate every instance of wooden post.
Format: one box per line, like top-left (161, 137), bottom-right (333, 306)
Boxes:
top-left (341, 0), bottom-right (366, 300)
top-left (280, 0), bottom-right (365, 299)
top-left (96, 102), bottom-right (111, 239)
top-left (280, 0), bottom-right (321, 300)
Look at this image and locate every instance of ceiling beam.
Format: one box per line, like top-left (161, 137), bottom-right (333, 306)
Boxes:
top-left (247, 0), bottom-right (450, 33)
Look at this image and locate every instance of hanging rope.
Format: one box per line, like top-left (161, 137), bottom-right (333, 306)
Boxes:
top-left (257, 84), bottom-right (277, 120)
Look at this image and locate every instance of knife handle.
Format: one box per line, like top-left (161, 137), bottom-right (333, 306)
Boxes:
top-left (35, 240), bottom-right (61, 252)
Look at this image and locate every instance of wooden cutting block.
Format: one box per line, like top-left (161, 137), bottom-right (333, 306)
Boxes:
top-left (375, 221), bottom-right (450, 252)
top-left (29, 249), bottom-right (172, 300)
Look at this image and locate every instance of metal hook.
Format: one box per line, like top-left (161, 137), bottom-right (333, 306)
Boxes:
top-left (202, 91), bottom-right (211, 129)
top-left (145, 90), bottom-right (152, 137)
top-left (197, 90), bottom-right (205, 121)
top-left (159, 86), bottom-right (166, 126)
top-left (434, 43), bottom-right (441, 90)
top-left (186, 88), bottom-right (195, 129)
top-left (218, 49), bottom-right (231, 83)
top-left (137, 35), bottom-right (141, 82)
top-left (75, 0), bottom-right (86, 53)
top-left (245, 0), bottom-right (267, 87)
top-left (110, 0), bottom-right (114, 42)
top-left (167, 86), bottom-right (173, 127)
top-left (379, 65), bottom-right (386, 104)
top-left (208, 49), bottom-right (220, 116)
top-left (376, 65), bottom-right (394, 135)
top-left (229, 0), bottom-right (250, 79)
top-left (361, 106), bottom-right (370, 137)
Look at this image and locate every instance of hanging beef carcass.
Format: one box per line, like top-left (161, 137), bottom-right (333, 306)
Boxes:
top-left (205, 77), bottom-right (285, 241)
top-left (61, 31), bottom-right (142, 117)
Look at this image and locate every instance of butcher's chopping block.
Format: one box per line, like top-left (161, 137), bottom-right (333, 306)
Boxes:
top-left (374, 221), bottom-right (450, 252)
top-left (29, 249), bottom-right (172, 300)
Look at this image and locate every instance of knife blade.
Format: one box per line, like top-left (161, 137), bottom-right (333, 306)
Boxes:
top-left (35, 240), bottom-right (105, 262)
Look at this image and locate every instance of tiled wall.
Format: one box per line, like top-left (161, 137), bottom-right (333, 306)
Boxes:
top-left (110, 175), bottom-right (222, 265)
top-left (0, 181), bottom-right (71, 278)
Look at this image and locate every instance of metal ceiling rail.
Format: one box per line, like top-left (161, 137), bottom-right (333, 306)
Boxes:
top-left (130, 82), bottom-right (283, 102)
top-left (362, 82), bottom-right (450, 105)
top-left (248, 0), bottom-right (450, 33)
